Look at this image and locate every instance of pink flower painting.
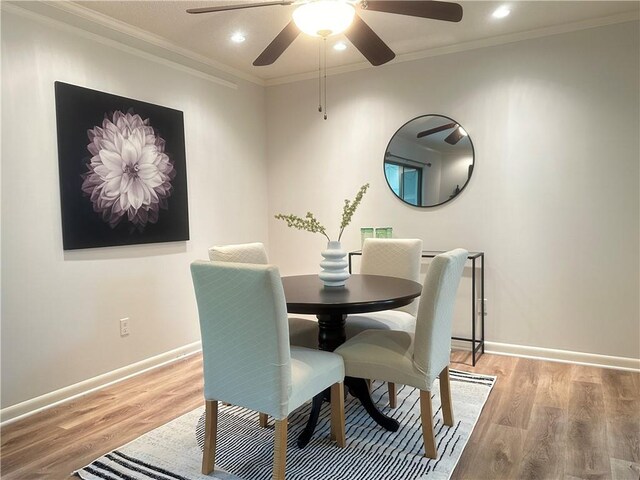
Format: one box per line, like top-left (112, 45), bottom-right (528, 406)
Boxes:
top-left (81, 111), bottom-right (176, 230)
top-left (55, 82), bottom-right (188, 250)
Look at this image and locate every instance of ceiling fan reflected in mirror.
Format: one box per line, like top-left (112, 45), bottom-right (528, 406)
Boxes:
top-left (187, 0), bottom-right (463, 67)
top-left (417, 122), bottom-right (468, 145)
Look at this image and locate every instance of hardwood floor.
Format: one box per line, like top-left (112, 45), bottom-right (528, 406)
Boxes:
top-left (1, 355), bottom-right (204, 480)
top-left (451, 352), bottom-right (640, 480)
top-left (1, 352), bottom-right (638, 480)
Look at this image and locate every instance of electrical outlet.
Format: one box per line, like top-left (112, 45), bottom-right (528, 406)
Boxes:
top-left (120, 317), bottom-right (130, 336)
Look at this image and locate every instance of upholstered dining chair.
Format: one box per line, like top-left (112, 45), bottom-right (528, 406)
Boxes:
top-left (191, 261), bottom-right (346, 479)
top-left (208, 242), bottom-right (268, 264)
top-left (209, 242), bottom-right (318, 349)
top-left (346, 238), bottom-right (423, 406)
top-left (335, 249), bottom-right (468, 459)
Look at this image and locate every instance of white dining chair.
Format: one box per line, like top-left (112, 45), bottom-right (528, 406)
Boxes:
top-left (191, 261), bottom-right (346, 479)
top-left (346, 238), bottom-right (423, 406)
top-left (209, 242), bottom-right (318, 349)
top-left (208, 242), bottom-right (268, 264)
top-left (335, 249), bottom-right (468, 459)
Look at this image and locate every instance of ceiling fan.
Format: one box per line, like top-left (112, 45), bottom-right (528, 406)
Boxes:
top-left (187, 0), bottom-right (463, 67)
top-left (417, 122), bottom-right (468, 145)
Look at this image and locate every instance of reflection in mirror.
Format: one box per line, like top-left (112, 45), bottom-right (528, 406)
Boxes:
top-left (384, 115), bottom-right (474, 207)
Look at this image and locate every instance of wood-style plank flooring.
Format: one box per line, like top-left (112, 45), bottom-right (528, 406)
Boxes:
top-left (1, 352), bottom-right (638, 479)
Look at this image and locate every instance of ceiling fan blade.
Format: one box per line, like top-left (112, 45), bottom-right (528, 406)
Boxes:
top-left (344, 14), bottom-right (395, 66)
top-left (417, 122), bottom-right (456, 138)
top-left (444, 127), bottom-right (464, 145)
top-left (187, 1), bottom-right (293, 14)
top-left (253, 21), bottom-right (300, 66)
top-left (362, 1), bottom-right (463, 22)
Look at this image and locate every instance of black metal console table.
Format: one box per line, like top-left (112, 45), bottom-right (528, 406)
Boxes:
top-left (348, 250), bottom-right (485, 366)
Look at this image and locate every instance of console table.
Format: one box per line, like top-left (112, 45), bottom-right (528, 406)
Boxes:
top-left (348, 250), bottom-right (485, 366)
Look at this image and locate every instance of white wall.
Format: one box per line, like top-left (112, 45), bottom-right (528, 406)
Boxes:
top-left (2, 10), bottom-right (638, 415)
top-left (439, 151), bottom-right (473, 204)
top-left (1, 10), bottom-right (268, 409)
top-left (266, 21), bottom-right (640, 360)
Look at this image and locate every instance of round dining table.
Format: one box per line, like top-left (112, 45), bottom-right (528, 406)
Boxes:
top-left (281, 273), bottom-right (423, 448)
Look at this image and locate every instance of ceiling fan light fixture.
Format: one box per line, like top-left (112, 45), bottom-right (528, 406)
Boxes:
top-left (292, 0), bottom-right (355, 37)
top-left (333, 41), bottom-right (347, 51)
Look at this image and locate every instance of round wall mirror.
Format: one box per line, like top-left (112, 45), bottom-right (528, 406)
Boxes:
top-left (384, 114), bottom-right (474, 207)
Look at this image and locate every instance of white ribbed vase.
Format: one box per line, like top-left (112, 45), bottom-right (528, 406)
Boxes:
top-left (319, 240), bottom-right (350, 287)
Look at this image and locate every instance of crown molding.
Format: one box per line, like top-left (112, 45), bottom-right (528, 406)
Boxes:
top-left (2, 2), bottom-right (238, 89)
top-left (265, 10), bottom-right (640, 86)
top-left (4, 1), bottom-right (637, 89)
top-left (51, 0), bottom-right (265, 85)
top-left (1, 0), bottom-right (264, 89)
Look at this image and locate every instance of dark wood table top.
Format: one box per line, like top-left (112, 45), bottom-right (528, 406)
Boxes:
top-left (282, 274), bottom-right (422, 316)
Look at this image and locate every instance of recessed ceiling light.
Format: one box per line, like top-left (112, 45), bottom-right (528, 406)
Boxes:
top-left (492, 6), bottom-right (511, 19)
top-left (231, 32), bottom-right (246, 43)
top-left (333, 42), bottom-right (347, 51)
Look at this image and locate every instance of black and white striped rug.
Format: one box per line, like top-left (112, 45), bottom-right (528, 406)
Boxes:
top-left (77, 370), bottom-right (494, 480)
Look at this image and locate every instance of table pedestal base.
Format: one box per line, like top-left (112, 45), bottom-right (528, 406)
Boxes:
top-left (296, 394), bottom-right (325, 448)
top-left (297, 311), bottom-right (400, 448)
top-left (345, 377), bottom-right (400, 432)
top-left (296, 377), bottom-right (400, 448)
top-left (317, 314), bottom-right (346, 351)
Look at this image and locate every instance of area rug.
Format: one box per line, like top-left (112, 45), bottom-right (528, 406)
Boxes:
top-left (76, 370), bottom-right (495, 480)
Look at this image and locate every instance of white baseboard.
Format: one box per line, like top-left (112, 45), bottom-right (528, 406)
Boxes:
top-left (484, 341), bottom-right (640, 372)
top-left (3, 339), bottom-right (637, 426)
top-left (451, 339), bottom-right (473, 351)
top-left (0, 341), bottom-right (202, 426)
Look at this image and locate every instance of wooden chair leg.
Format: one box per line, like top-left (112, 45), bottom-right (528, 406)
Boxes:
top-left (202, 400), bottom-right (218, 474)
top-left (419, 390), bottom-right (437, 459)
top-left (259, 413), bottom-right (268, 428)
top-left (330, 382), bottom-right (346, 447)
top-left (439, 366), bottom-right (454, 426)
top-left (273, 419), bottom-right (288, 480)
top-left (387, 382), bottom-right (397, 408)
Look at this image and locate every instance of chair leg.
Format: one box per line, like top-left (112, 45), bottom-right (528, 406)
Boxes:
top-left (419, 390), bottom-right (437, 459)
top-left (259, 413), bottom-right (268, 428)
top-left (387, 382), bottom-right (397, 408)
top-left (330, 382), bottom-right (346, 447)
top-left (439, 366), bottom-right (454, 426)
top-left (202, 400), bottom-right (218, 474)
top-left (273, 419), bottom-right (288, 480)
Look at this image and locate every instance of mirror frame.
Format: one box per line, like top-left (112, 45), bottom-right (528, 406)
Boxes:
top-left (383, 114), bottom-right (475, 208)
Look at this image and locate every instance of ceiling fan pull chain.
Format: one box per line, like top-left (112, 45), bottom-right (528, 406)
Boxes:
top-left (323, 36), bottom-right (327, 120)
top-left (318, 39), bottom-right (322, 113)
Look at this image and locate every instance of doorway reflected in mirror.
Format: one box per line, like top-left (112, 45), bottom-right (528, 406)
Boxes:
top-left (384, 114), bottom-right (474, 207)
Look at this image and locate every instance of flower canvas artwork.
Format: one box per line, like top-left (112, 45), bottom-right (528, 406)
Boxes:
top-left (54, 82), bottom-right (189, 250)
